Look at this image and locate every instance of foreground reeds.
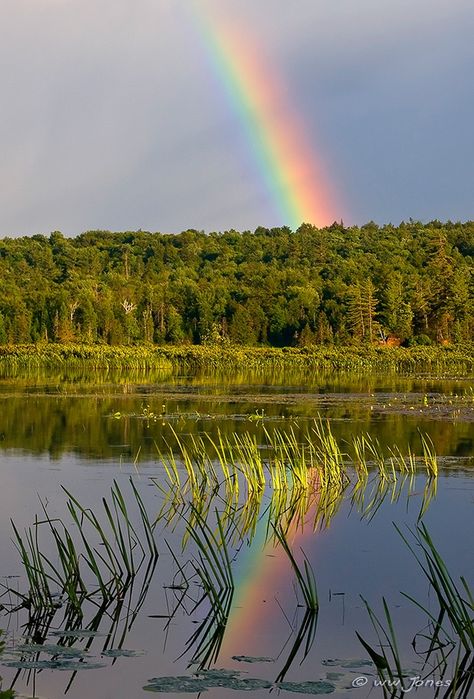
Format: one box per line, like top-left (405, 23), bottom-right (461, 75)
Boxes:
top-left (357, 523), bottom-right (474, 698)
top-left (8, 480), bottom-right (158, 614)
top-left (2, 451), bottom-right (456, 694)
top-left (272, 525), bottom-right (318, 612)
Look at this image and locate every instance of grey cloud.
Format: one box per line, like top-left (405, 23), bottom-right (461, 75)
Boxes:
top-left (0, 0), bottom-right (473, 236)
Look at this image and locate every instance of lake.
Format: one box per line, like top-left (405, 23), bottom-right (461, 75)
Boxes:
top-left (0, 365), bottom-right (473, 699)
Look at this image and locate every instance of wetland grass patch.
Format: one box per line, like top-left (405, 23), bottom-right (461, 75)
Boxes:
top-left (152, 421), bottom-right (439, 505)
top-left (8, 479), bottom-right (158, 614)
top-left (1, 419), bottom-right (452, 697)
top-left (357, 523), bottom-right (474, 697)
top-left (1, 343), bottom-right (474, 374)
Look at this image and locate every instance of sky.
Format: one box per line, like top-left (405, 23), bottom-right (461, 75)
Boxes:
top-left (0, 0), bottom-right (473, 237)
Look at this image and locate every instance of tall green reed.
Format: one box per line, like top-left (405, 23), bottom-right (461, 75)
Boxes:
top-left (272, 525), bottom-right (318, 612)
top-left (10, 479), bottom-right (158, 613)
top-left (357, 524), bottom-right (473, 697)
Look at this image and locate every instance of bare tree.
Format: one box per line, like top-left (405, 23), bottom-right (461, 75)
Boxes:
top-left (69, 300), bottom-right (79, 323)
top-left (121, 299), bottom-right (136, 315)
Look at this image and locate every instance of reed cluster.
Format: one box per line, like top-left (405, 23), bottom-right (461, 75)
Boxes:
top-left (0, 343), bottom-right (173, 370)
top-left (9, 480), bottom-right (157, 614)
top-left (357, 524), bottom-right (474, 697)
top-left (154, 421), bottom-right (438, 506)
top-left (273, 525), bottom-right (318, 612)
top-left (179, 508), bottom-right (235, 668)
top-left (4, 454), bottom-right (452, 688)
top-left (1, 343), bottom-right (473, 373)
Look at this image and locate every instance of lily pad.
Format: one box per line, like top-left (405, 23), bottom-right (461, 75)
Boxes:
top-left (18, 644), bottom-right (88, 658)
top-left (197, 669), bottom-right (239, 681)
top-left (50, 630), bottom-right (107, 638)
top-left (144, 670), bottom-right (273, 693)
top-left (102, 649), bottom-right (146, 658)
top-left (2, 659), bottom-right (106, 671)
top-left (217, 678), bottom-right (272, 691)
top-left (198, 668), bottom-right (272, 690)
top-left (322, 658), bottom-right (373, 669)
top-left (144, 676), bottom-right (208, 693)
top-left (278, 681), bottom-right (335, 694)
top-left (325, 673), bottom-right (345, 681)
top-left (232, 655), bottom-right (274, 663)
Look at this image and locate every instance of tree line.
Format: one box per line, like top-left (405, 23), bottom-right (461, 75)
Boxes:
top-left (0, 220), bottom-right (472, 347)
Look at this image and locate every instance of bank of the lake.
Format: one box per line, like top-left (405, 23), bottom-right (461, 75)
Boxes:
top-left (1, 342), bottom-right (474, 373)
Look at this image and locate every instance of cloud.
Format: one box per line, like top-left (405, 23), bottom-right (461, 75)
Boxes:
top-left (0, 0), bottom-right (472, 235)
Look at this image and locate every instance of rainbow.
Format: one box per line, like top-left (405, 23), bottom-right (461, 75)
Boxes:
top-left (188, 2), bottom-right (340, 229)
top-left (220, 506), bottom-right (319, 659)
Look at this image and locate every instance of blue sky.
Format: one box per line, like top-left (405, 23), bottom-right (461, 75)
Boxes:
top-left (0, 0), bottom-right (473, 236)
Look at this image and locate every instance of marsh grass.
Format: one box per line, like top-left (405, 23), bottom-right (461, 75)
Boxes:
top-left (177, 508), bottom-right (236, 669)
top-left (310, 418), bottom-right (348, 489)
top-left (2, 545), bottom-right (156, 697)
top-left (2, 344), bottom-right (473, 375)
top-left (275, 609), bottom-right (319, 684)
top-left (341, 471), bottom-right (437, 531)
top-left (397, 524), bottom-right (473, 653)
top-left (152, 422), bottom-right (439, 511)
top-left (4, 424), bottom-right (445, 693)
top-left (420, 434), bottom-right (439, 477)
top-left (357, 524), bottom-right (474, 697)
top-left (0, 344), bottom-right (173, 370)
top-left (9, 479), bottom-right (158, 614)
top-left (272, 525), bottom-right (318, 612)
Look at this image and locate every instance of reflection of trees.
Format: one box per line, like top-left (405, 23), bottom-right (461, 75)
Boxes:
top-left (0, 367), bottom-right (472, 461)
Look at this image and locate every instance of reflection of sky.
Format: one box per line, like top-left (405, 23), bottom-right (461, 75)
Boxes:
top-left (0, 0), bottom-right (473, 235)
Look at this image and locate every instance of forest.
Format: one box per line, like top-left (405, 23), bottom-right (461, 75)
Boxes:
top-left (0, 220), bottom-right (472, 347)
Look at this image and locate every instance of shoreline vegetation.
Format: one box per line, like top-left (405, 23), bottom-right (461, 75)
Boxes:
top-left (0, 343), bottom-right (473, 373)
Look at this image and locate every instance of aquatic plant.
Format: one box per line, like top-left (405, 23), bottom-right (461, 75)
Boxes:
top-left (0, 344), bottom-right (174, 370)
top-left (420, 433), bottom-right (439, 478)
top-left (1, 343), bottom-right (474, 375)
top-left (350, 473), bottom-right (428, 525)
top-left (357, 524), bottom-right (474, 697)
top-left (178, 508), bottom-right (236, 668)
top-left (272, 525), bottom-right (318, 612)
top-left (309, 418), bottom-right (348, 489)
top-left (9, 479), bottom-right (158, 613)
top-left (2, 529), bottom-right (157, 696)
top-left (152, 422), bottom-right (439, 510)
top-left (398, 524), bottom-right (473, 653)
top-left (275, 609), bottom-right (319, 683)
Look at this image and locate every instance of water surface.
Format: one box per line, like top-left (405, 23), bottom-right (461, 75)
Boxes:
top-left (0, 366), bottom-right (472, 699)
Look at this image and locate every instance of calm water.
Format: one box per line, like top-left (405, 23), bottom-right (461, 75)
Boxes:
top-left (0, 366), bottom-right (473, 699)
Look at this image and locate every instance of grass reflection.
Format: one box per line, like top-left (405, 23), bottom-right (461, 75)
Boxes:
top-left (1, 425), bottom-right (453, 696)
